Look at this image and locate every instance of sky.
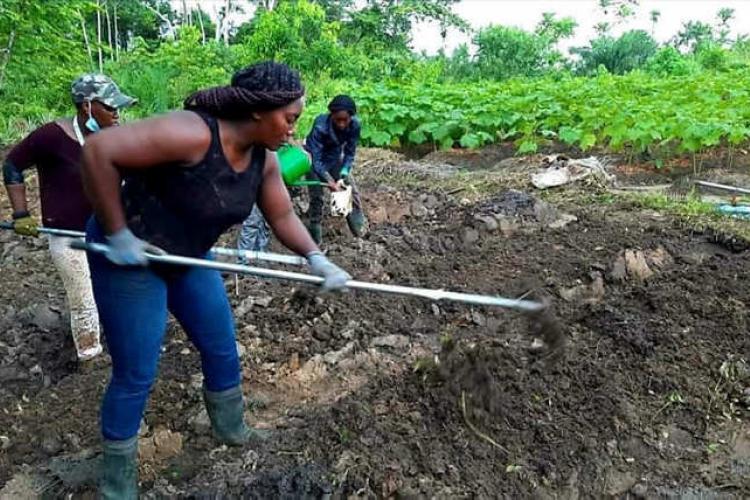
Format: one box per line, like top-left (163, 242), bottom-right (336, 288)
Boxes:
top-left (173, 1), bottom-right (750, 55)
top-left (412, 1), bottom-right (750, 55)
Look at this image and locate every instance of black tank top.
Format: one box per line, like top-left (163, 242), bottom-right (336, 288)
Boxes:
top-left (122, 112), bottom-right (265, 257)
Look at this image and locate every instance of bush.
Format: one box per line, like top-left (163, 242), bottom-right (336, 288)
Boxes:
top-left (573, 30), bottom-right (658, 75)
top-left (695, 44), bottom-right (730, 71)
top-left (474, 25), bottom-right (551, 79)
top-left (645, 46), bottom-right (698, 77)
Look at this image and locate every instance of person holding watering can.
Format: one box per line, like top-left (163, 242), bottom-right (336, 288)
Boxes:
top-left (237, 95), bottom-right (365, 250)
top-left (80, 61), bottom-right (350, 498)
top-left (3, 74), bottom-right (136, 363)
top-left (304, 95), bottom-right (366, 244)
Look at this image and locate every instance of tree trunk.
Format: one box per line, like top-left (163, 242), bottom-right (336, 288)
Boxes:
top-left (214, 4), bottom-right (222, 43)
top-left (0, 29), bottom-right (16, 91)
top-left (182, 0), bottom-right (189, 26)
top-left (105, 1), bottom-right (113, 62)
top-left (223, 0), bottom-right (231, 44)
top-left (144, 3), bottom-right (175, 39)
top-left (114, 1), bottom-right (120, 60)
top-left (96, 0), bottom-right (103, 72)
top-left (197, 9), bottom-right (206, 45)
top-left (78, 10), bottom-right (95, 71)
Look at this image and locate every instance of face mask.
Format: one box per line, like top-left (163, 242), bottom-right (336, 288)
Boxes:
top-left (85, 116), bottom-right (101, 133)
top-left (85, 102), bottom-right (101, 132)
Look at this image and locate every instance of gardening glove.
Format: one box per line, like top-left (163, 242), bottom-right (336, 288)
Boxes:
top-left (306, 251), bottom-right (351, 292)
top-left (340, 166), bottom-right (351, 185)
top-left (105, 227), bottom-right (165, 266)
top-left (12, 211), bottom-right (38, 237)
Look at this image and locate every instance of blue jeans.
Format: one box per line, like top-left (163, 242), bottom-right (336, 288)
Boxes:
top-left (86, 219), bottom-right (240, 441)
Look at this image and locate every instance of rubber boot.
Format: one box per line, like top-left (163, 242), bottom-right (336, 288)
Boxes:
top-left (100, 436), bottom-right (138, 500)
top-left (307, 222), bottom-right (323, 245)
top-left (346, 209), bottom-right (367, 237)
top-left (203, 386), bottom-right (269, 446)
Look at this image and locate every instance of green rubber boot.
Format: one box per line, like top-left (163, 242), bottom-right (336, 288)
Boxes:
top-left (100, 436), bottom-right (138, 500)
top-left (203, 386), bottom-right (269, 446)
top-left (307, 222), bottom-right (323, 245)
top-left (346, 210), bottom-right (367, 237)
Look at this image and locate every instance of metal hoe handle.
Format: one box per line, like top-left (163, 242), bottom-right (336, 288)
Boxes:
top-left (71, 240), bottom-right (545, 313)
top-left (0, 222), bottom-right (307, 266)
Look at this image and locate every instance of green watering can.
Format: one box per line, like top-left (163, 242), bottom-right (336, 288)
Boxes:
top-left (278, 144), bottom-right (324, 187)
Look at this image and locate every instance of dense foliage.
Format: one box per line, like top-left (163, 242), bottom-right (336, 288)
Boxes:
top-left (351, 69), bottom-right (750, 158)
top-left (1, 0), bottom-right (749, 158)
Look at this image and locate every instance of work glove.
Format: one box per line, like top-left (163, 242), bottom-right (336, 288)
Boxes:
top-left (340, 166), bottom-right (352, 186)
top-left (105, 227), bottom-right (165, 266)
top-left (306, 251), bottom-right (351, 292)
top-left (12, 211), bottom-right (39, 237)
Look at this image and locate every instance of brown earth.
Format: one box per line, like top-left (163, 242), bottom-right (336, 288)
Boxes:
top-left (0, 147), bottom-right (748, 498)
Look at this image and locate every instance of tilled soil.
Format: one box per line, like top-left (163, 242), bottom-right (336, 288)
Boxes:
top-left (0, 151), bottom-right (749, 499)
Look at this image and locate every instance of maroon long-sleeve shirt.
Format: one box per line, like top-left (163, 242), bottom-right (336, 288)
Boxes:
top-left (6, 122), bottom-right (91, 231)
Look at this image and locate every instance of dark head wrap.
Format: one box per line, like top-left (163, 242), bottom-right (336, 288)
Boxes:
top-left (328, 95), bottom-right (356, 115)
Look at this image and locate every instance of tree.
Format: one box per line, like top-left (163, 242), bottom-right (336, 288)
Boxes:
top-left (598, 0), bottom-right (639, 26)
top-left (534, 13), bottom-right (577, 68)
top-left (443, 43), bottom-right (474, 80)
top-left (645, 46), bottom-right (696, 76)
top-left (535, 12), bottom-right (577, 45)
top-left (573, 29), bottom-right (657, 75)
top-left (234, 0), bottom-right (349, 77)
top-left (251, 0), bottom-right (280, 10)
top-left (717, 7), bottom-right (735, 26)
top-left (594, 22), bottom-right (611, 36)
top-left (309, 0), bottom-right (355, 22)
top-left (174, 5), bottom-right (216, 43)
top-left (0, 0), bottom-right (91, 103)
top-left (214, 0), bottom-right (245, 44)
top-left (475, 25), bottom-right (547, 79)
top-left (107, 0), bottom-right (176, 48)
top-left (672, 20), bottom-right (714, 52)
top-left (470, 12), bottom-right (577, 80)
top-left (716, 7), bottom-right (735, 46)
top-left (649, 9), bottom-right (660, 36)
top-left (250, 0), bottom-right (355, 21)
top-left (342, 0), bottom-right (468, 50)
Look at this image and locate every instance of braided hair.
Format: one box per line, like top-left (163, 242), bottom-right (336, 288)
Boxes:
top-left (184, 61), bottom-right (304, 120)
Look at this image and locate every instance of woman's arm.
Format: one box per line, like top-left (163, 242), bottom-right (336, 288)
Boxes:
top-left (81, 111), bottom-right (210, 234)
top-left (258, 152), bottom-right (350, 292)
top-left (341, 119), bottom-right (361, 176)
top-left (258, 152), bottom-right (318, 256)
top-left (3, 125), bottom-right (46, 218)
top-left (305, 122), bottom-right (339, 191)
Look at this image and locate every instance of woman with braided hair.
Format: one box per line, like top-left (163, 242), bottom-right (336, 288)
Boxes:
top-left (81, 61), bottom-right (350, 498)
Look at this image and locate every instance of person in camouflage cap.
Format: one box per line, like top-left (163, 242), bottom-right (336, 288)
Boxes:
top-left (71, 73), bottom-right (137, 131)
top-left (3, 73), bottom-right (136, 365)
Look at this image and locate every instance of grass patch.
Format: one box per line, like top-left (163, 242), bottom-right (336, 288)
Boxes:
top-left (627, 191), bottom-right (750, 243)
top-left (634, 192), bottom-right (717, 217)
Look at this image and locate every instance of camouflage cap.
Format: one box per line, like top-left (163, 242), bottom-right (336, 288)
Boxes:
top-left (71, 73), bottom-right (136, 109)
